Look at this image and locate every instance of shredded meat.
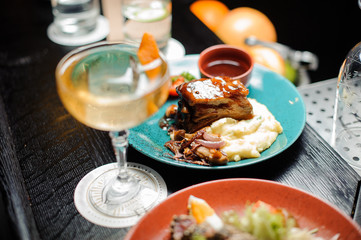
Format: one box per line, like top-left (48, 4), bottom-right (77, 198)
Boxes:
top-left (164, 128), bottom-right (228, 165)
top-left (170, 214), bottom-right (257, 240)
top-left (170, 215), bottom-right (196, 240)
top-left (193, 146), bottom-right (228, 165)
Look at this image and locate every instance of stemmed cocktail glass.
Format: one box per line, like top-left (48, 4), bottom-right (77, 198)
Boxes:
top-left (55, 41), bottom-right (169, 227)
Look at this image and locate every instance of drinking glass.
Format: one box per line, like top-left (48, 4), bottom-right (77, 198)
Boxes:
top-left (121, 0), bottom-right (172, 50)
top-left (48, 0), bottom-right (109, 46)
top-left (55, 41), bottom-right (169, 226)
top-left (331, 41), bottom-right (361, 172)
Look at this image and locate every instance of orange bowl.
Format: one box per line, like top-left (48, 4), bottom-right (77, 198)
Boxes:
top-left (125, 179), bottom-right (361, 240)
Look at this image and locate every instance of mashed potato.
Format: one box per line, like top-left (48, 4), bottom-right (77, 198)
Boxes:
top-left (209, 98), bottom-right (283, 161)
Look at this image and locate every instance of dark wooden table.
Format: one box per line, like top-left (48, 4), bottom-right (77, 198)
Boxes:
top-left (1, 0), bottom-right (361, 239)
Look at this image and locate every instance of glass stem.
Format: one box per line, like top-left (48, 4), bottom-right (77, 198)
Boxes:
top-left (103, 130), bottom-right (140, 205)
top-left (110, 130), bottom-right (129, 179)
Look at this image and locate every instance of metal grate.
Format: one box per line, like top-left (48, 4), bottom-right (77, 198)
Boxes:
top-left (298, 78), bottom-right (337, 144)
top-left (298, 78), bottom-right (361, 176)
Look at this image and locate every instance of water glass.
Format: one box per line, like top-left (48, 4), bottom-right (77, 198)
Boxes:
top-left (331, 41), bottom-right (361, 171)
top-left (121, 0), bottom-right (172, 50)
top-left (51, 0), bottom-right (100, 36)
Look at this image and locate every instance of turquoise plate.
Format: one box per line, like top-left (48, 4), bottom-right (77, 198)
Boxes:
top-left (129, 55), bottom-right (306, 169)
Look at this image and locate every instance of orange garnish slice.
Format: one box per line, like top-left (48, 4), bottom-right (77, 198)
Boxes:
top-left (137, 32), bottom-right (161, 80)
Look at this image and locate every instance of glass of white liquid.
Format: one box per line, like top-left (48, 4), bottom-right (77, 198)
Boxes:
top-left (48, 0), bottom-right (109, 46)
top-left (122, 0), bottom-right (172, 50)
top-left (55, 41), bottom-right (169, 227)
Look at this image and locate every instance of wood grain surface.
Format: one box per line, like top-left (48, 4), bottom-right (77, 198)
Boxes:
top-left (0, 0), bottom-right (360, 239)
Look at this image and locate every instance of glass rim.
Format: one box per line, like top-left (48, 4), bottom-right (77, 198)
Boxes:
top-left (55, 40), bottom-right (169, 104)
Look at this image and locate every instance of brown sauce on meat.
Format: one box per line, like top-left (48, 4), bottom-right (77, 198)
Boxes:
top-left (178, 77), bottom-right (249, 102)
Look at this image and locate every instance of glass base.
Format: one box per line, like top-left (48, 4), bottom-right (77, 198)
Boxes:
top-left (74, 162), bottom-right (167, 228)
top-left (99, 173), bottom-right (141, 206)
top-left (47, 15), bottom-right (109, 46)
top-left (334, 128), bottom-right (361, 169)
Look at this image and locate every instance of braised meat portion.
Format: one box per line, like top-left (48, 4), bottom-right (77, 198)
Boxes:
top-left (176, 76), bottom-right (253, 133)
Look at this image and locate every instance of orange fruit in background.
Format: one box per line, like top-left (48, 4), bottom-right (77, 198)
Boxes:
top-left (190, 0), bottom-right (229, 32)
top-left (215, 7), bottom-right (277, 51)
top-left (249, 46), bottom-right (285, 76)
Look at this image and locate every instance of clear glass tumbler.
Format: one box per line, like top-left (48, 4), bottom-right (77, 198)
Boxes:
top-left (47, 0), bottom-right (109, 46)
top-left (331, 41), bottom-right (361, 171)
top-left (122, 0), bottom-right (172, 50)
